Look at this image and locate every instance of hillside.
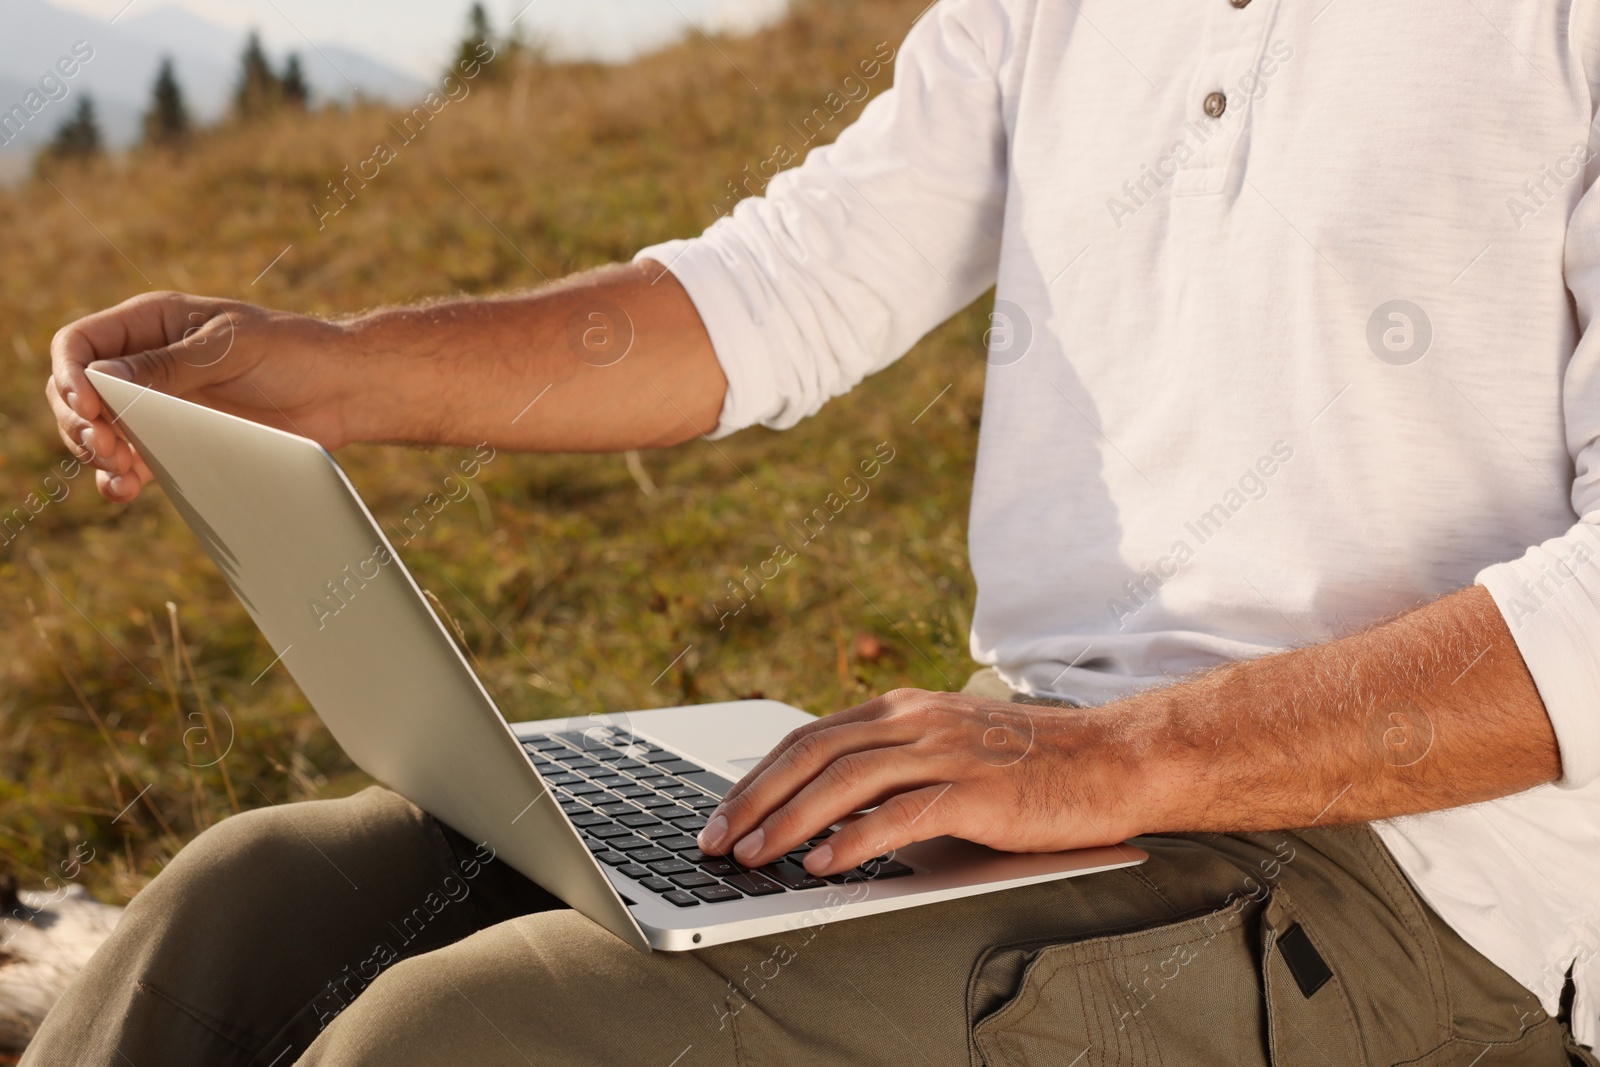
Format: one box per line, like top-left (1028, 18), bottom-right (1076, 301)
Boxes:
top-left (0, 0), bottom-right (990, 909)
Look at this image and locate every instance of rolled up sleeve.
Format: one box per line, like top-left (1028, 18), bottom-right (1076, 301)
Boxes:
top-left (635, 0), bottom-right (1012, 437)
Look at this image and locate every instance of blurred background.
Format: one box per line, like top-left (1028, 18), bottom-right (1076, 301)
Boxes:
top-left (0, 0), bottom-right (988, 935)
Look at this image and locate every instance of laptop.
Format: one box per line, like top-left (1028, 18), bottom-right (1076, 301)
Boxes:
top-left (87, 368), bottom-right (1145, 952)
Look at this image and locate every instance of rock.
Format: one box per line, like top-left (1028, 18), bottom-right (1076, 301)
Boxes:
top-left (0, 885), bottom-right (123, 1052)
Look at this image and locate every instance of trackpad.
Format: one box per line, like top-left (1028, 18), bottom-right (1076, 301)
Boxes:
top-left (632, 699), bottom-right (812, 779)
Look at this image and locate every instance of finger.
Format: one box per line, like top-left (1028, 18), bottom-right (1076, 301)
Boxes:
top-left (727, 745), bottom-right (947, 867)
top-left (47, 381), bottom-right (137, 482)
top-left (697, 718), bottom-right (921, 855)
top-left (52, 292), bottom-right (189, 421)
top-left (97, 461), bottom-right (151, 503)
top-left (46, 376), bottom-right (101, 466)
top-left (715, 687), bottom-right (933, 810)
top-left (803, 784), bottom-right (962, 876)
top-left (92, 309), bottom-right (239, 395)
top-left (715, 705), bottom-right (877, 810)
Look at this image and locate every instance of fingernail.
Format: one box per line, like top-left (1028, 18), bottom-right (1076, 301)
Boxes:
top-left (732, 827), bottom-right (764, 863)
top-left (90, 359), bottom-right (131, 381)
top-left (78, 427), bottom-right (94, 452)
top-left (63, 388), bottom-right (79, 414)
top-left (107, 474), bottom-right (130, 498)
top-left (698, 814), bottom-right (728, 852)
top-left (804, 843), bottom-right (833, 873)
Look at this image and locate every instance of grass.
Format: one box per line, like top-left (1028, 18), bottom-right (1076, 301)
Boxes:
top-left (0, 0), bottom-right (992, 906)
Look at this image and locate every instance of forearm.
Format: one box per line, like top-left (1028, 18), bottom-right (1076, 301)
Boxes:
top-left (333, 260), bottom-right (723, 451)
top-left (1128, 584), bottom-right (1562, 833)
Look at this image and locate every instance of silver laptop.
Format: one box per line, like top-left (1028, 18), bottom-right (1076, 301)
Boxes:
top-left (87, 368), bottom-right (1145, 952)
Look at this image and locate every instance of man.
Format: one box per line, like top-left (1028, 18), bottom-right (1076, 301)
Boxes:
top-left (24, 1), bottom-right (1600, 1064)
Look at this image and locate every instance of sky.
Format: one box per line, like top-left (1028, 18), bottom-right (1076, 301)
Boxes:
top-left (46, 0), bottom-right (790, 77)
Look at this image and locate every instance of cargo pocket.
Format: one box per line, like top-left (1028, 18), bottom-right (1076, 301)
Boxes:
top-left (1259, 887), bottom-right (1366, 1067)
top-left (970, 895), bottom-right (1271, 1067)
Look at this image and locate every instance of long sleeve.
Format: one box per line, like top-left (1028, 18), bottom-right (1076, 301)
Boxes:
top-left (635, 0), bottom-right (1012, 437)
top-left (1476, 177), bottom-right (1600, 788)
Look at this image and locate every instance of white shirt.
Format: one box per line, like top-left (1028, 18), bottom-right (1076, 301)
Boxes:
top-left (637, 0), bottom-right (1600, 1043)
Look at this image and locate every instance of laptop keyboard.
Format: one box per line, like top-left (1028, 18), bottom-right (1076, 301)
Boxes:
top-left (521, 726), bottom-right (913, 908)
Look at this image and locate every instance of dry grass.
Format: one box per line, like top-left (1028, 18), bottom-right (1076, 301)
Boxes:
top-left (0, 0), bottom-right (991, 904)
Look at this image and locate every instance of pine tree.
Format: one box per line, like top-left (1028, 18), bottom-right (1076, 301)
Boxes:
top-left (234, 31), bottom-right (281, 120)
top-left (46, 96), bottom-right (103, 162)
top-left (454, 3), bottom-right (504, 80)
top-left (142, 57), bottom-right (192, 148)
top-left (282, 53), bottom-right (310, 110)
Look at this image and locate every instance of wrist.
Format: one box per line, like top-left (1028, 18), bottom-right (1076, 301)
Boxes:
top-left (324, 310), bottom-right (435, 447)
top-left (1100, 691), bottom-right (1190, 837)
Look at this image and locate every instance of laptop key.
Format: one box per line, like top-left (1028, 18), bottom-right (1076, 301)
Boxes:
top-left (640, 876), bottom-right (675, 893)
top-left (617, 812), bottom-right (660, 828)
top-left (615, 785), bottom-right (653, 799)
top-left (671, 816), bottom-right (708, 832)
top-left (619, 863), bottom-right (651, 879)
top-left (565, 783), bottom-right (604, 796)
top-left (638, 795), bottom-right (679, 809)
top-left (681, 771), bottom-right (736, 798)
top-left (544, 773), bottom-right (584, 787)
top-left (654, 759), bottom-right (702, 775)
top-left (632, 848), bottom-right (674, 864)
top-left (535, 764), bottom-right (565, 778)
top-left (647, 857), bottom-right (695, 875)
top-left (861, 858), bottom-right (913, 879)
top-left (660, 785), bottom-right (703, 799)
top-left (763, 860), bottom-right (825, 891)
top-left (591, 776), bottom-right (631, 789)
top-left (697, 858), bottom-right (740, 877)
top-left (595, 802), bottom-right (636, 816)
top-left (595, 851), bottom-right (631, 866)
top-left (582, 838), bottom-right (608, 853)
top-left (662, 890), bottom-right (701, 908)
top-left (687, 796), bottom-right (721, 811)
top-left (655, 805), bottom-right (697, 820)
top-left (693, 885), bottom-right (743, 903)
top-left (610, 837), bottom-right (656, 852)
top-left (669, 871), bottom-right (718, 889)
top-left (613, 759), bottom-right (648, 772)
top-left (559, 801), bottom-right (589, 815)
top-left (723, 872), bottom-right (785, 897)
top-left (555, 729), bottom-right (607, 749)
top-left (659, 836), bottom-right (702, 853)
top-left (570, 812), bottom-right (611, 828)
top-left (639, 824), bottom-right (680, 840)
top-left (677, 848), bottom-right (710, 864)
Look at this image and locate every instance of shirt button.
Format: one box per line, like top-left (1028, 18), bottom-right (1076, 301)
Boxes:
top-left (1203, 91), bottom-right (1227, 118)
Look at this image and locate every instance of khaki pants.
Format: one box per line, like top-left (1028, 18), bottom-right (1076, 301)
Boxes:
top-left (21, 675), bottom-right (1596, 1066)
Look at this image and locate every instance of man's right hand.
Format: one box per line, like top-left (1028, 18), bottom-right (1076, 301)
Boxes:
top-left (46, 263), bottom-right (727, 504)
top-left (47, 291), bottom-right (357, 502)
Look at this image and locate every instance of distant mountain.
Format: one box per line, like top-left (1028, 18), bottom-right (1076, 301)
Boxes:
top-left (116, 6), bottom-right (243, 62)
top-left (0, 0), bottom-right (426, 163)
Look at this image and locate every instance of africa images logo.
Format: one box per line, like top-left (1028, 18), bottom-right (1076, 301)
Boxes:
top-left (1366, 300), bottom-right (1432, 366)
